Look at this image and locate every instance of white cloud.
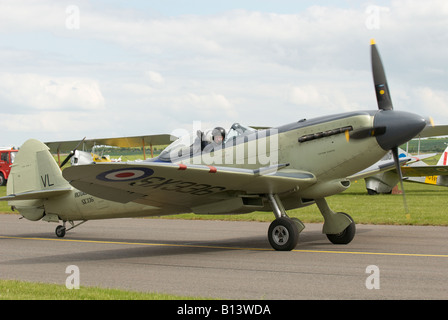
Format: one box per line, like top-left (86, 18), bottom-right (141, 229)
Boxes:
top-left (146, 71), bottom-right (165, 84)
top-left (0, 1), bottom-right (448, 146)
top-left (414, 87), bottom-right (448, 120)
top-left (171, 92), bottom-right (237, 119)
top-left (0, 73), bottom-right (105, 111)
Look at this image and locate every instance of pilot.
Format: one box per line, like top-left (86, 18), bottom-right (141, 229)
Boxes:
top-left (212, 127), bottom-right (226, 145)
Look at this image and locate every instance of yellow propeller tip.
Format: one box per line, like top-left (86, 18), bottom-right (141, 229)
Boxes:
top-left (429, 116), bottom-right (435, 127)
top-left (370, 38), bottom-right (376, 45)
top-left (405, 214), bottom-right (411, 220)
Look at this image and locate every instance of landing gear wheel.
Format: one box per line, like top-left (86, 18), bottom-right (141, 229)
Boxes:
top-left (55, 225), bottom-right (66, 238)
top-left (326, 213), bottom-right (356, 245)
top-left (268, 217), bottom-right (299, 251)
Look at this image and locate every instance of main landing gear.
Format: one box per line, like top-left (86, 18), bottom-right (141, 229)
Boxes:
top-left (55, 220), bottom-right (87, 238)
top-left (266, 194), bottom-right (356, 251)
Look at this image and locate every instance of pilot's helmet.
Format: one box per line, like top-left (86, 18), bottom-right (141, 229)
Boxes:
top-left (212, 127), bottom-right (226, 143)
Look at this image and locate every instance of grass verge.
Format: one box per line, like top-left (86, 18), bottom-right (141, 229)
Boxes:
top-left (0, 279), bottom-right (209, 300)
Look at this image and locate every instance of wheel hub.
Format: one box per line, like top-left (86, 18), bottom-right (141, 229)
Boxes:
top-left (271, 225), bottom-right (289, 245)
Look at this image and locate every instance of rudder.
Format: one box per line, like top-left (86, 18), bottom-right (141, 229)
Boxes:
top-left (8, 139), bottom-right (68, 194)
top-left (5, 139), bottom-right (70, 221)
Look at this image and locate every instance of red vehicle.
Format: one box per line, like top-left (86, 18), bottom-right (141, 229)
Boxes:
top-left (0, 148), bottom-right (18, 186)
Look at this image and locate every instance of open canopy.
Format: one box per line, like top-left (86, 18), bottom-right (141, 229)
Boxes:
top-left (158, 123), bottom-right (256, 162)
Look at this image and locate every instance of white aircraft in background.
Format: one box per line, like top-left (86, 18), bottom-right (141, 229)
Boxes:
top-left (348, 148), bottom-right (436, 194)
top-left (353, 124), bottom-right (448, 194)
top-left (402, 145), bottom-right (448, 187)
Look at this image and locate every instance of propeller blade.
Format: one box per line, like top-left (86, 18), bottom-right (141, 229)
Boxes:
top-left (391, 147), bottom-right (411, 220)
top-left (371, 39), bottom-right (393, 111)
top-left (60, 137), bottom-right (86, 168)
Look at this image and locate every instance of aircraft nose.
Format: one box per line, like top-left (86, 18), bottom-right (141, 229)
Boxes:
top-left (374, 110), bottom-right (426, 151)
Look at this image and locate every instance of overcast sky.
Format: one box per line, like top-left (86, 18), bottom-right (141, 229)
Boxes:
top-left (0, 0), bottom-right (447, 147)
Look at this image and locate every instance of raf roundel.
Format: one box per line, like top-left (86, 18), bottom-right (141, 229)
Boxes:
top-left (96, 167), bottom-right (154, 182)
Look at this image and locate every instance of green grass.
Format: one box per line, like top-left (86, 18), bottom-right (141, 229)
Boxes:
top-left (0, 280), bottom-right (208, 300)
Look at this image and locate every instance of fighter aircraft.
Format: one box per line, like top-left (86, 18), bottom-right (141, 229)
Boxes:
top-left (1, 40), bottom-right (428, 251)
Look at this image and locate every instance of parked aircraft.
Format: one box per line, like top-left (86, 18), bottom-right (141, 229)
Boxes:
top-left (402, 145), bottom-right (448, 186)
top-left (1, 41), bottom-right (428, 250)
top-left (350, 148), bottom-right (436, 194)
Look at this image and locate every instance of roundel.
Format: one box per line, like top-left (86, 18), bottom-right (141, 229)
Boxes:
top-left (96, 167), bottom-right (154, 182)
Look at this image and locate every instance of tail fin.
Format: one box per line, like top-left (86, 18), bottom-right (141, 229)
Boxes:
top-left (436, 146), bottom-right (448, 166)
top-left (1, 139), bottom-right (71, 221)
top-left (7, 139), bottom-right (70, 195)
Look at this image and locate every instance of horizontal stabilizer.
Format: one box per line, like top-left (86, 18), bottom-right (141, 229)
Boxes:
top-left (0, 187), bottom-right (72, 201)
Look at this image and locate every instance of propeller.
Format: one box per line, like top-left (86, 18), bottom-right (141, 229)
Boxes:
top-left (345, 126), bottom-right (386, 141)
top-left (371, 39), bottom-right (410, 219)
top-left (371, 39), bottom-right (393, 111)
top-left (391, 147), bottom-right (410, 219)
top-left (60, 137), bottom-right (86, 168)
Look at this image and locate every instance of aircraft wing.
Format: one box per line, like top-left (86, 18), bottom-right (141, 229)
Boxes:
top-left (347, 157), bottom-right (411, 181)
top-left (401, 166), bottom-right (448, 177)
top-left (62, 162), bottom-right (316, 212)
top-left (347, 151), bottom-right (437, 181)
top-left (417, 125), bottom-right (448, 138)
top-left (45, 134), bottom-right (174, 153)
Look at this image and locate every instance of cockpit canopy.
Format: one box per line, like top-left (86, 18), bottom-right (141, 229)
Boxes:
top-left (159, 123), bottom-right (255, 162)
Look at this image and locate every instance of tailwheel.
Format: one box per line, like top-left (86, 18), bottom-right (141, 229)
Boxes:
top-left (326, 212), bottom-right (356, 244)
top-left (54, 220), bottom-right (87, 238)
top-left (55, 225), bottom-right (66, 238)
top-left (268, 217), bottom-right (299, 251)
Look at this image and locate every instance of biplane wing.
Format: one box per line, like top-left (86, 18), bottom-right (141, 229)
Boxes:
top-left (45, 134), bottom-right (174, 153)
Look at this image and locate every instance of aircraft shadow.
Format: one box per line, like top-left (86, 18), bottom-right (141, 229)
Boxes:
top-left (0, 227), bottom-right (372, 266)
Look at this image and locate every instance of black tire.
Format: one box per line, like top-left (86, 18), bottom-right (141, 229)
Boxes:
top-left (326, 213), bottom-right (356, 245)
top-left (268, 217), bottom-right (299, 251)
top-left (55, 225), bottom-right (66, 238)
top-left (0, 173), bottom-right (5, 186)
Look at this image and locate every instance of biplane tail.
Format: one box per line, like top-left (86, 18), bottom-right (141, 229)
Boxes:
top-left (0, 139), bottom-right (72, 221)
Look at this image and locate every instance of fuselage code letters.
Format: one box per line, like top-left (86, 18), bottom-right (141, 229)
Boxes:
top-left (129, 176), bottom-right (226, 196)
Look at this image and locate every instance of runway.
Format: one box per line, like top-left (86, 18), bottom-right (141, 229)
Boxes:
top-left (1, 213), bottom-right (447, 299)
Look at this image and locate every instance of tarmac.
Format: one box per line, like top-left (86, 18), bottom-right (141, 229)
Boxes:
top-left (1, 214), bottom-right (447, 299)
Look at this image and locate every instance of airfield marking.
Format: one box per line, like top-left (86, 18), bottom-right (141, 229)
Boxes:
top-left (1, 235), bottom-right (448, 259)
